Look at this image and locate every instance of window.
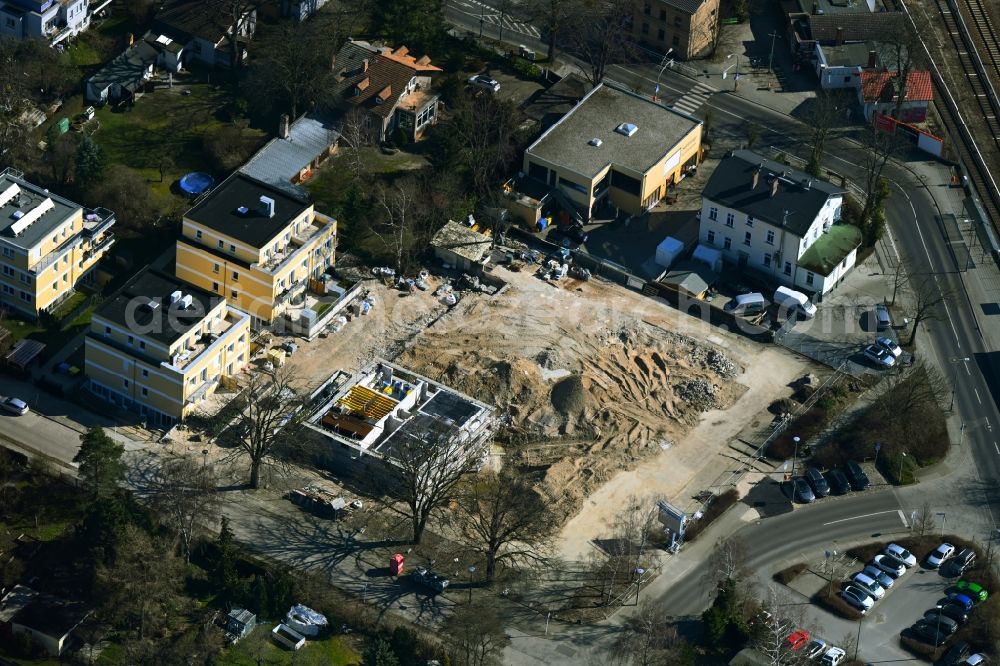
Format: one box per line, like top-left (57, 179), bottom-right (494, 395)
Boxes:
top-left (128, 335), bottom-right (134, 346)
top-left (139, 341), bottom-right (145, 351)
top-left (641, 22), bottom-right (649, 34)
top-left (231, 290), bottom-right (238, 299)
top-left (659, 8), bottom-right (667, 19)
top-left (746, 215), bottom-right (754, 227)
top-left (141, 387), bottom-right (148, 397)
top-left (20, 273), bottom-right (29, 284)
top-left (228, 343), bottom-right (234, 352)
top-left (196, 230), bottom-right (203, 239)
top-left (643, 2), bottom-right (650, 14)
top-left (842, 257), bottom-right (848, 268)
top-left (708, 206), bottom-right (718, 221)
top-left (725, 212), bottom-right (735, 227)
top-left (218, 240), bottom-right (224, 249)
top-left (212, 282), bottom-right (219, 292)
top-left (672, 35), bottom-right (680, 48)
top-left (232, 271), bottom-right (239, 281)
top-left (806, 272), bottom-right (815, 286)
top-left (844, 76), bottom-right (852, 83)
top-left (766, 230), bottom-right (775, 245)
top-left (763, 253), bottom-right (772, 267)
top-left (123, 379), bottom-right (129, 389)
top-left (783, 261), bottom-right (792, 276)
top-left (52, 235), bottom-right (58, 244)
top-left (723, 237), bottom-right (732, 250)
top-left (104, 325), bottom-right (111, 335)
top-left (744, 231), bottom-right (752, 246)
top-left (658, 28), bottom-right (665, 40)
top-left (674, 16), bottom-right (682, 28)
top-left (707, 230), bottom-right (716, 244)
top-left (2, 247), bottom-right (12, 258)
top-left (229, 244), bottom-right (236, 254)
top-left (213, 263), bottom-right (220, 273)
top-left (1, 266), bottom-right (11, 277)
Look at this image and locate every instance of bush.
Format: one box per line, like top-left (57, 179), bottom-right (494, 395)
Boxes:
top-left (768, 407), bottom-right (828, 459)
top-left (773, 562), bottom-right (807, 585)
top-left (899, 635), bottom-right (942, 660)
top-left (684, 489), bottom-right (739, 542)
top-left (813, 586), bottom-right (863, 620)
top-left (512, 57), bottom-right (543, 80)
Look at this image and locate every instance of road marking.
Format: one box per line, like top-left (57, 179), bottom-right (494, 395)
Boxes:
top-left (823, 509), bottom-right (901, 526)
top-left (975, 388), bottom-right (983, 404)
top-left (898, 510), bottom-right (909, 528)
top-left (994, 442), bottom-right (999, 455)
top-left (965, 363), bottom-right (972, 375)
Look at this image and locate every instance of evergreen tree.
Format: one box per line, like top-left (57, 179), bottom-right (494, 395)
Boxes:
top-left (74, 135), bottom-right (105, 189)
top-left (363, 639), bottom-right (400, 666)
top-left (74, 427), bottom-right (124, 500)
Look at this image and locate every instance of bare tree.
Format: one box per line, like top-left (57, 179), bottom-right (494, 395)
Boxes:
top-left (711, 536), bottom-right (749, 589)
top-left (375, 179), bottom-right (420, 275)
top-left (521, 0), bottom-right (578, 60)
top-left (228, 368), bottom-right (303, 490)
top-left (906, 276), bottom-right (950, 346)
top-left (451, 93), bottom-right (522, 202)
top-left (336, 107), bottom-right (373, 181)
top-left (859, 124), bottom-right (903, 225)
top-left (815, 550), bottom-right (858, 595)
top-left (590, 498), bottom-right (656, 607)
top-left (871, 360), bottom-right (949, 426)
top-left (876, 20), bottom-right (925, 120)
top-left (890, 261), bottom-right (909, 307)
top-left (754, 585), bottom-right (805, 665)
top-left (442, 600), bottom-right (509, 666)
top-left (456, 468), bottom-right (557, 582)
top-left (913, 501), bottom-right (936, 536)
top-left (613, 600), bottom-right (691, 666)
top-left (377, 418), bottom-right (486, 544)
top-left (562, 0), bottom-right (635, 85)
top-left (804, 91), bottom-right (839, 177)
top-left (219, 0), bottom-right (257, 77)
top-left (145, 456), bottom-right (219, 562)
top-left (246, 18), bottom-right (338, 118)
top-left (743, 121), bottom-right (762, 149)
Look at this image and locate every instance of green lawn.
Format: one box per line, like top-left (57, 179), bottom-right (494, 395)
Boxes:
top-left (797, 223), bottom-right (863, 275)
top-left (218, 629), bottom-right (358, 666)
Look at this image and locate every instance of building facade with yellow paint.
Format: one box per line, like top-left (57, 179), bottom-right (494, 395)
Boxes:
top-left (85, 268), bottom-right (251, 427)
top-left (522, 83), bottom-right (703, 220)
top-left (0, 168), bottom-right (116, 318)
top-left (174, 173), bottom-right (336, 328)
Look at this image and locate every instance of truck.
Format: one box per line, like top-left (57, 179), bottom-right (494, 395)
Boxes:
top-left (773, 286), bottom-right (817, 319)
top-left (411, 566), bottom-right (449, 593)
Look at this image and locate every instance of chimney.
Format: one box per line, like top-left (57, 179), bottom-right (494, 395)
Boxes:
top-left (812, 1), bottom-right (818, 13)
top-left (393, 46), bottom-right (409, 57)
top-left (751, 169), bottom-right (760, 190)
top-left (259, 196), bottom-right (275, 218)
top-left (279, 114), bottom-right (290, 140)
top-left (771, 178), bottom-right (780, 197)
top-left (867, 50), bottom-right (876, 68)
top-left (835, 27), bottom-right (844, 45)
top-left (362, 59), bottom-right (369, 72)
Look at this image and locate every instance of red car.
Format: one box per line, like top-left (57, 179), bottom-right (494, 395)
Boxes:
top-left (786, 629), bottom-right (810, 650)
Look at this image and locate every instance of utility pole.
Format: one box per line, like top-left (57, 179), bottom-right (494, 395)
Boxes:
top-left (768, 30), bottom-right (780, 78)
top-left (479, 1), bottom-right (485, 39)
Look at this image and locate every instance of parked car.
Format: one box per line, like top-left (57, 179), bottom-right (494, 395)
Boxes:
top-left (804, 638), bottom-right (827, 659)
top-left (805, 467), bottom-right (829, 497)
top-left (875, 336), bottom-right (903, 358)
top-left (963, 654), bottom-right (989, 666)
top-left (786, 629), bottom-right (810, 650)
top-left (922, 609), bottom-right (960, 635)
top-left (928, 542), bottom-right (956, 568)
top-left (862, 565), bottom-right (894, 590)
top-left (941, 592), bottom-right (975, 611)
top-left (940, 641), bottom-right (971, 665)
top-left (875, 303), bottom-right (892, 330)
top-left (909, 621), bottom-right (949, 646)
top-left (950, 548), bottom-right (977, 576)
top-left (841, 585), bottom-right (874, 613)
top-left (468, 74), bottom-right (500, 93)
top-left (850, 572), bottom-right (885, 600)
top-left (844, 460), bottom-right (870, 491)
top-left (873, 554), bottom-right (906, 578)
top-left (0, 397), bottom-right (28, 416)
top-left (410, 566), bottom-right (449, 593)
top-left (863, 344), bottom-right (896, 368)
top-left (791, 477), bottom-right (815, 503)
top-left (825, 469), bottom-right (850, 495)
top-left (936, 602), bottom-right (970, 624)
top-left (820, 647), bottom-right (846, 666)
top-left (955, 580), bottom-right (989, 602)
top-left (885, 543), bottom-right (917, 567)
top-left (281, 341), bottom-right (298, 354)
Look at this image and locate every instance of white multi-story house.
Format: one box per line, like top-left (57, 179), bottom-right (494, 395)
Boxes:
top-left (0, 0), bottom-right (89, 44)
top-left (698, 150), bottom-right (862, 296)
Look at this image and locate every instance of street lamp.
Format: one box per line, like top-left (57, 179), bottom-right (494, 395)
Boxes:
top-left (652, 49), bottom-right (674, 102)
top-left (937, 512), bottom-right (947, 536)
top-left (468, 565), bottom-right (476, 604)
top-left (724, 53), bottom-right (740, 90)
top-left (768, 30), bottom-right (780, 78)
top-left (897, 450), bottom-right (907, 484)
top-left (950, 357), bottom-right (971, 411)
top-left (634, 567), bottom-right (647, 605)
top-left (790, 436), bottom-right (801, 477)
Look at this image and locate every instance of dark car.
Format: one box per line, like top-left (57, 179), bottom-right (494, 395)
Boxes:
top-left (951, 548), bottom-right (977, 576)
top-left (844, 460), bottom-right (870, 491)
top-left (941, 641), bottom-right (972, 665)
top-left (825, 469), bottom-right (850, 495)
top-left (792, 477), bottom-right (815, 503)
top-left (937, 602), bottom-right (970, 624)
top-left (805, 467), bottom-right (829, 497)
top-left (920, 610), bottom-right (958, 635)
top-left (908, 621), bottom-right (949, 646)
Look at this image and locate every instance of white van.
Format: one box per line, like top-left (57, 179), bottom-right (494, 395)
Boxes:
top-left (774, 286), bottom-right (817, 319)
top-left (724, 292), bottom-right (767, 315)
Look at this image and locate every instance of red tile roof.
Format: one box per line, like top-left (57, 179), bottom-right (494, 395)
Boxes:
top-left (332, 41), bottom-right (440, 119)
top-left (859, 70), bottom-right (933, 103)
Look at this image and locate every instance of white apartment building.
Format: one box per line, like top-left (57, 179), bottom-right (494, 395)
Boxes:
top-left (0, 0), bottom-right (89, 43)
top-left (698, 150), bottom-right (862, 296)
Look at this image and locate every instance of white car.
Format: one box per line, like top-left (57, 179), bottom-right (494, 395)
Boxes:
top-left (0, 397), bottom-right (28, 416)
top-left (804, 638), bottom-right (827, 659)
top-left (885, 543), bottom-right (917, 567)
top-left (820, 647), bottom-right (846, 666)
top-left (964, 655), bottom-right (988, 666)
top-left (927, 542), bottom-right (955, 569)
top-left (863, 344), bottom-right (895, 368)
top-left (875, 336), bottom-right (902, 358)
top-left (841, 585), bottom-right (874, 613)
top-left (872, 554), bottom-right (906, 578)
top-left (468, 74), bottom-right (500, 93)
top-left (850, 572), bottom-right (885, 600)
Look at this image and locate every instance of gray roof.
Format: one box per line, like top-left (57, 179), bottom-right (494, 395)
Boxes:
top-left (240, 114), bottom-right (340, 196)
top-left (430, 221), bottom-right (491, 263)
top-left (87, 41), bottom-right (157, 92)
top-left (660, 260), bottom-right (716, 295)
top-left (701, 150), bottom-right (845, 237)
top-left (820, 41), bottom-right (875, 67)
top-left (651, 0), bottom-right (708, 14)
top-left (526, 82), bottom-right (701, 180)
top-left (0, 170), bottom-right (79, 251)
top-left (803, 11), bottom-right (904, 42)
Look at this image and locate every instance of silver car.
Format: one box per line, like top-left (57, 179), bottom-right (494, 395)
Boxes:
top-left (873, 554), bottom-right (906, 578)
top-left (862, 565), bottom-right (894, 589)
top-left (863, 344), bottom-right (895, 368)
top-left (0, 397), bottom-right (28, 415)
top-left (927, 543), bottom-right (955, 568)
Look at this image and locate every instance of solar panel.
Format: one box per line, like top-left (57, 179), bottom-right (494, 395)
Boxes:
top-left (0, 183), bottom-right (20, 209)
top-left (10, 197), bottom-right (53, 236)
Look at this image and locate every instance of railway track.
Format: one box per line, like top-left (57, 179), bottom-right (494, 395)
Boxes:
top-left (964, 0), bottom-right (1000, 80)
top-left (928, 0), bottom-right (1000, 229)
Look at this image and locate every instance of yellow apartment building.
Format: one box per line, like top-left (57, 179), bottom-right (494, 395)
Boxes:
top-left (85, 268), bottom-right (251, 427)
top-left (632, 0), bottom-right (720, 61)
top-left (521, 82), bottom-right (703, 220)
top-left (0, 167), bottom-right (116, 318)
top-left (174, 173), bottom-right (336, 328)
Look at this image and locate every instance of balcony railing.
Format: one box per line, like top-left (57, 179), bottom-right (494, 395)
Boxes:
top-left (187, 374), bottom-right (221, 405)
top-left (83, 208), bottom-right (115, 237)
top-left (83, 232), bottom-right (115, 260)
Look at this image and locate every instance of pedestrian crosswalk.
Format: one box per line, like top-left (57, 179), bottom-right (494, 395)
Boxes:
top-left (451, 0), bottom-right (542, 38)
top-left (670, 81), bottom-right (716, 116)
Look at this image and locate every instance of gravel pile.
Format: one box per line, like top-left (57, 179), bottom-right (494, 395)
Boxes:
top-left (675, 379), bottom-right (718, 410)
top-left (686, 345), bottom-right (738, 378)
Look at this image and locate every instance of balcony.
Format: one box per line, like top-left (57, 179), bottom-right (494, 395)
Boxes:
top-left (254, 215), bottom-right (334, 275)
top-left (32, 236), bottom-right (79, 274)
top-left (83, 232), bottom-right (115, 260)
top-left (187, 374), bottom-right (222, 405)
top-left (83, 208), bottom-right (115, 238)
top-left (170, 314), bottom-right (237, 371)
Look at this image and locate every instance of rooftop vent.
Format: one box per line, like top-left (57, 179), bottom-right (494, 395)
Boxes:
top-left (180, 294), bottom-right (194, 309)
top-left (615, 122), bottom-right (638, 137)
top-left (589, 137), bottom-right (603, 147)
top-left (169, 290), bottom-right (182, 304)
top-left (141, 297), bottom-right (160, 312)
top-left (259, 196), bottom-right (275, 218)
top-left (237, 206), bottom-right (250, 215)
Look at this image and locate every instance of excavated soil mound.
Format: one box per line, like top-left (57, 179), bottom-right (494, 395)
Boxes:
top-left (550, 375), bottom-right (587, 415)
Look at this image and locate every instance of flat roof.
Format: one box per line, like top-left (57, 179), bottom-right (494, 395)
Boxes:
top-left (526, 82), bottom-right (701, 180)
top-left (184, 172), bottom-right (310, 248)
top-left (820, 41), bottom-right (875, 67)
top-left (0, 170), bottom-right (79, 251)
top-left (430, 221), bottom-right (492, 263)
top-left (93, 268), bottom-right (222, 347)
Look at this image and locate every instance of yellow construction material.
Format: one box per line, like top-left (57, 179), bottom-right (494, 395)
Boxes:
top-left (337, 385), bottom-right (397, 420)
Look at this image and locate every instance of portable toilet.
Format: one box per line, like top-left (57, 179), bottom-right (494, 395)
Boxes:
top-left (390, 553), bottom-right (405, 576)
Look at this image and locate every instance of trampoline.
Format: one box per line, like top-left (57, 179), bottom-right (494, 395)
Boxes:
top-left (179, 172), bottom-right (215, 197)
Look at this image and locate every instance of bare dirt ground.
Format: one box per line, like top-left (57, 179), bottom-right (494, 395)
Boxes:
top-left (396, 267), bottom-right (812, 555)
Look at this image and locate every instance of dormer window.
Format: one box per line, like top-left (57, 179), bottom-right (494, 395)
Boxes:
top-left (355, 77), bottom-right (370, 96)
